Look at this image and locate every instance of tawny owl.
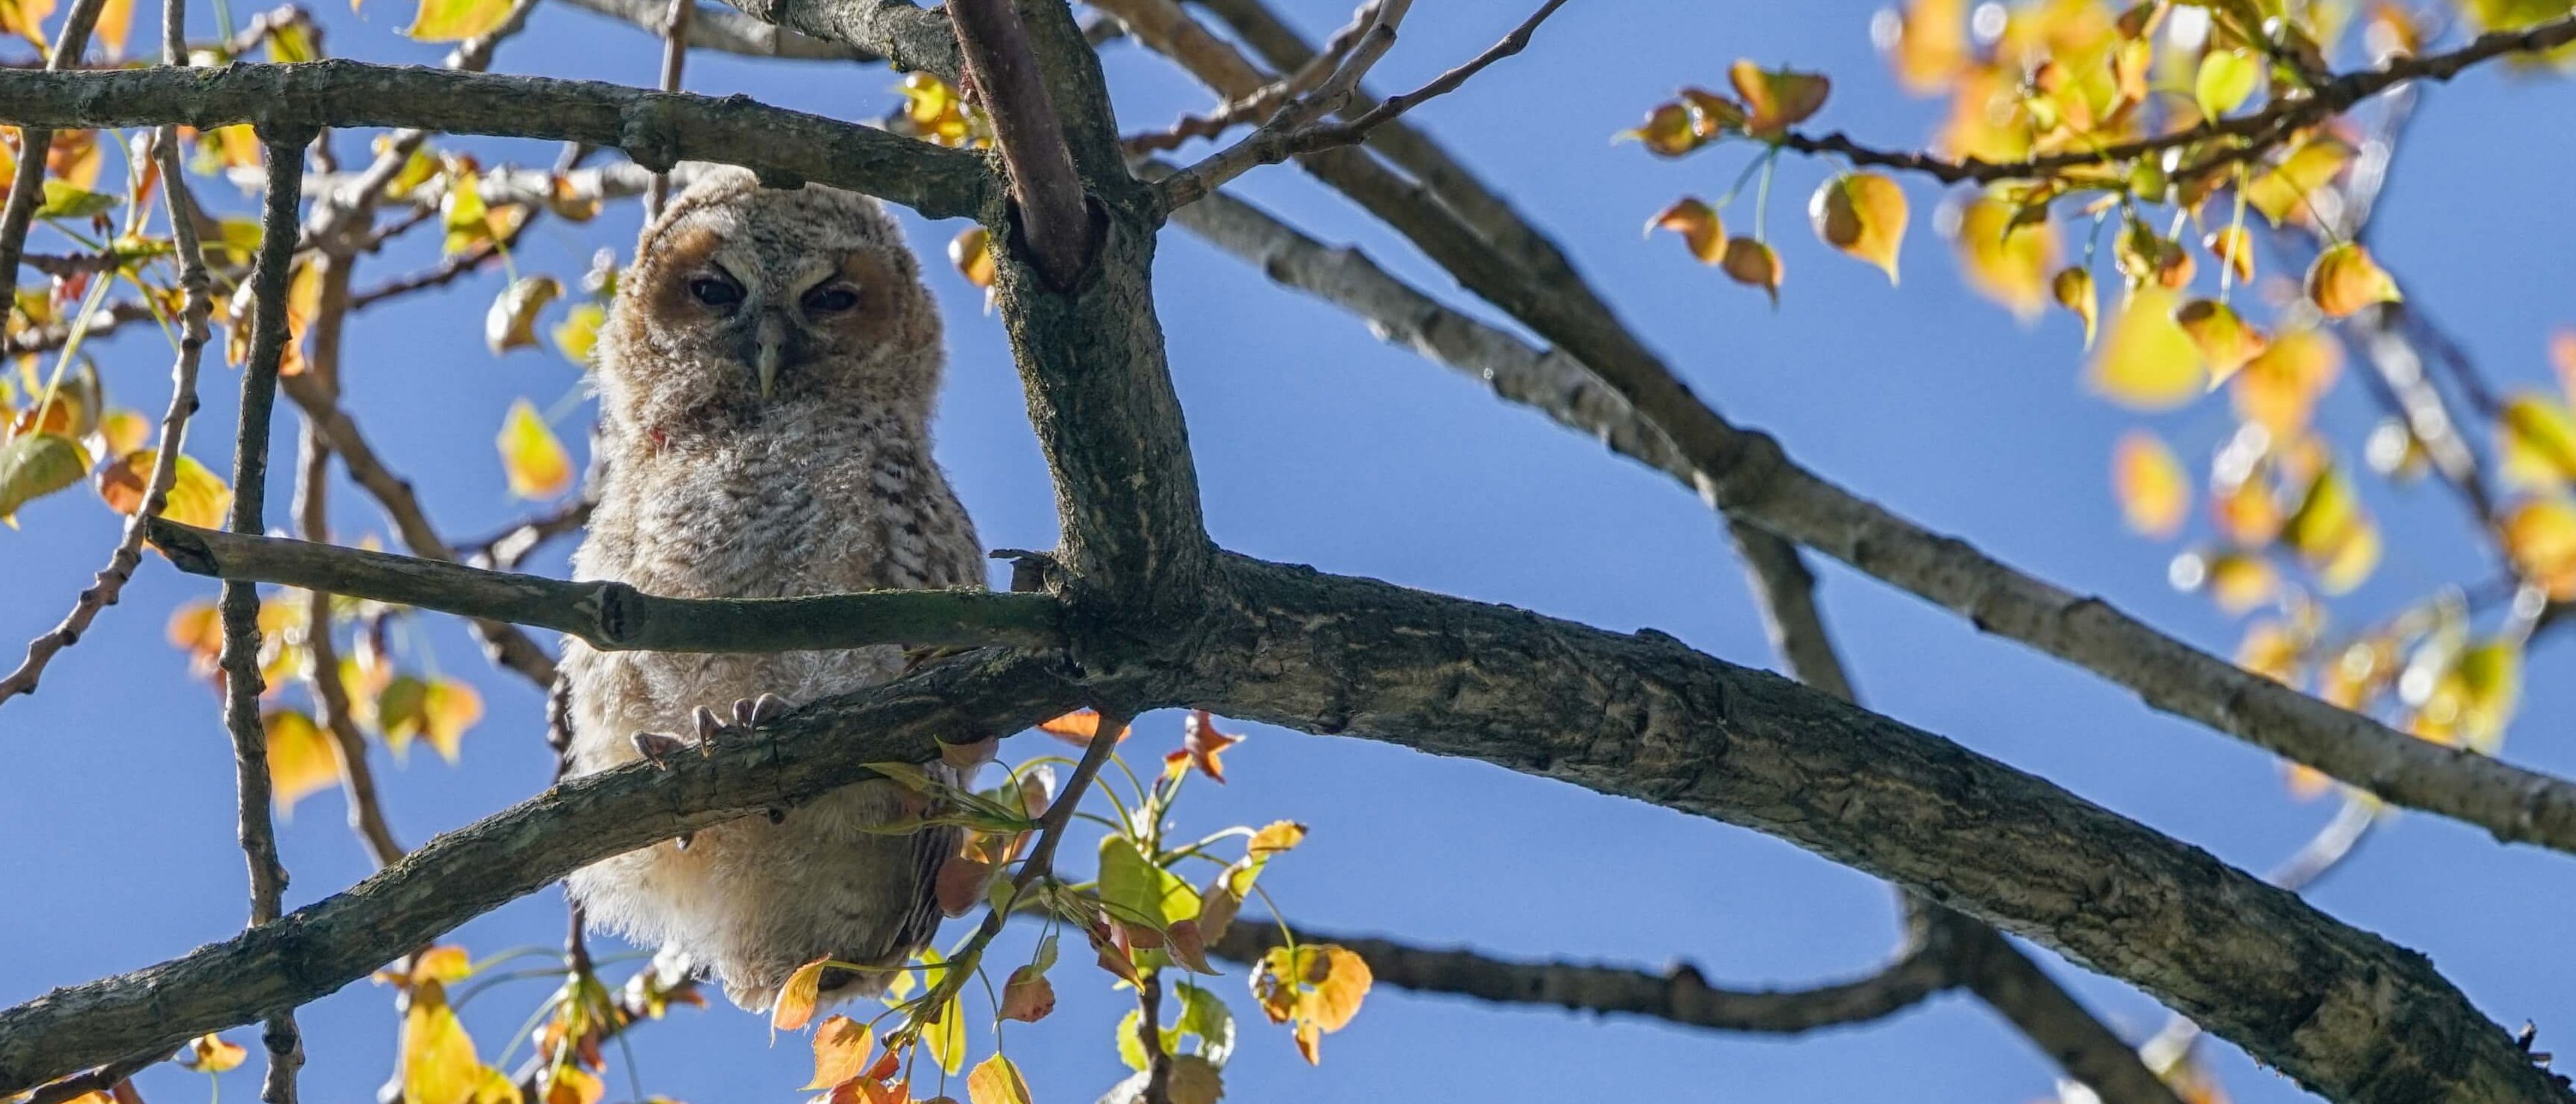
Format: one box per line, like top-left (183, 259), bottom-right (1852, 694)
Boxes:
top-left (559, 167), bottom-right (984, 1012)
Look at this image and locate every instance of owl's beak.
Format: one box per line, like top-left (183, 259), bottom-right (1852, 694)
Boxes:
top-left (753, 312), bottom-right (788, 399)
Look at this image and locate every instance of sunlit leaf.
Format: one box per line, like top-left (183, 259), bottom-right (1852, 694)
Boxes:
top-left (1303, 946), bottom-right (1371, 1033)
top-left (485, 275), bottom-right (563, 356)
top-left (1646, 197), bottom-right (1724, 264)
top-left (1175, 708), bottom-right (1241, 783)
top-left (1877, 0), bottom-right (1970, 93)
top-left (2304, 242), bottom-right (2401, 318)
top-left (1036, 708), bottom-right (1128, 745)
top-left (1676, 86), bottom-right (1747, 137)
top-left (2244, 138), bottom-right (2352, 225)
top-left (495, 399), bottom-right (573, 500)
top-left (2174, 299), bottom-right (2270, 383)
top-left (35, 179), bottom-right (118, 220)
top-left (2193, 49), bottom-right (2261, 118)
top-left (2088, 285), bottom-right (2205, 408)
top-left (2112, 430), bottom-right (2190, 538)
top-left (772, 957), bottom-right (828, 1032)
top-left (403, 981), bottom-right (482, 1104)
top-left (1174, 981), bottom-right (1237, 1067)
top-left (965, 1054), bottom-right (1030, 1104)
top-left (1728, 61), bottom-right (1830, 137)
top-left (2051, 266), bottom-right (2097, 347)
top-left (2283, 465), bottom-right (2377, 591)
top-left (2204, 226), bottom-right (2256, 284)
top-left (95, 449), bottom-right (231, 528)
top-left (542, 1066), bottom-right (602, 1104)
top-left (0, 432), bottom-right (91, 525)
top-left (998, 964), bottom-right (1055, 1023)
top-left (2231, 328), bottom-right (2342, 435)
top-left (2171, 548), bottom-right (2279, 613)
top-left (179, 1033), bottom-right (248, 1073)
top-left (552, 303), bottom-right (605, 366)
top-left (1615, 101), bottom-right (1703, 158)
top-left (947, 227), bottom-right (996, 288)
top-left (924, 991), bottom-right (966, 1075)
top-left (1808, 173), bottom-right (1907, 282)
top-left (406, 0), bottom-right (513, 41)
top-left (413, 945), bottom-right (473, 985)
top-left (1948, 195), bottom-right (2058, 320)
top-left (806, 1015), bottom-right (874, 1090)
top-left (264, 708), bottom-right (342, 816)
top-left (1719, 236), bottom-right (1781, 306)
top-left (2503, 498), bottom-right (2576, 599)
top-left (1099, 833), bottom-right (1198, 927)
top-left (2499, 394), bottom-right (2576, 490)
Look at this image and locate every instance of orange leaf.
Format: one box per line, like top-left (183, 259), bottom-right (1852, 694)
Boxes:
top-left (948, 227), bottom-right (996, 289)
top-left (997, 965), bottom-right (1055, 1023)
top-left (2050, 266), bottom-right (2097, 347)
top-left (772, 957), bottom-right (829, 1032)
top-left (2112, 430), bottom-right (2190, 538)
top-left (2173, 299), bottom-right (2270, 382)
top-left (1719, 236), bottom-right (1781, 305)
top-left (964, 1054), bottom-right (1030, 1104)
top-left (2231, 328), bottom-right (2342, 435)
top-left (2204, 226), bottom-right (2256, 283)
top-left (1646, 197), bottom-right (1724, 264)
top-left (1176, 708), bottom-right (1241, 783)
top-left (2088, 285), bottom-right (2205, 408)
top-left (179, 1033), bottom-right (248, 1072)
top-left (2503, 498), bottom-right (2576, 600)
top-left (1808, 173), bottom-right (1907, 283)
top-left (1616, 101), bottom-right (1703, 158)
top-left (1728, 60), bottom-right (1830, 137)
top-left (2304, 242), bottom-right (2401, 318)
top-left (1037, 708), bottom-right (1129, 745)
top-left (1948, 195), bottom-right (2058, 319)
top-left (805, 1015), bottom-right (875, 1090)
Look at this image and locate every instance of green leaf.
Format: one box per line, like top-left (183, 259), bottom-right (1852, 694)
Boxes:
top-left (35, 180), bottom-right (119, 220)
top-left (0, 432), bottom-right (92, 523)
top-left (2193, 49), bottom-right (2260, 119)
top-left (1174, 981), bottom-right (1237, 1067)
top-left (924, 988), bottom-right (966, 1075)
top-left (1114, 1008), bottom-right (1182, 1072)
top-left (1098, 834), bottom-right (1199, 927)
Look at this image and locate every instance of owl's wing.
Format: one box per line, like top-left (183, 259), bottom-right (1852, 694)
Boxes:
top-left (891, 818), bottom-right (960, 957)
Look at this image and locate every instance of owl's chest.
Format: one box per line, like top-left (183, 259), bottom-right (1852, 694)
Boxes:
top-left (600, 438), bottom-right (927, 600)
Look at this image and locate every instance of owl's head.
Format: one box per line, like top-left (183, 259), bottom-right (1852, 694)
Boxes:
top-left (599, 167), bottom-right (943, 437)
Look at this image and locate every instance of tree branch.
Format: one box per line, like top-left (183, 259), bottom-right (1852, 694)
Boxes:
top-left (704, 0), bottom-right (956, 76)
top-left (1208, 916), bottom-right (1955, 1034)
top-left (146, 520), bottom-right (1069, 653)
top-left (557, 0), bottom-right (873, 59)
top-left (949, 0), bottom-right (1092, 289)
top-left (0, 650), bottom-right (1085, 1094)
top-left (0, 62), bottom-right (993, 218)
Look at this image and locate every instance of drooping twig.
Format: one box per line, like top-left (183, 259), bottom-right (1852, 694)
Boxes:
top-left (147, 520), bottom-right (1069, 653)
top-left (947, 0), bottom-right (1093, 288)
top-left (645, 0), bottom-right (693, 218)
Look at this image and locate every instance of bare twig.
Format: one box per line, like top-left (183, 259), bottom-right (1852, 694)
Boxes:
top-left (555, 0), bottom-right (870, 59)
top-left (0, 0), bottom-right (110, 314)
top-left (948, 0), bottom-right (1093, 289)
top-left (645, 0), bottom-right (693, 218)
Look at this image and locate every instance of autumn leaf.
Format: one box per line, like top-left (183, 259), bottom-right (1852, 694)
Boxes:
top-left (265, 708), bottom-right (343, 816)
top-left (965, 1054), bottom-right (1031, 1104)
top-left (1037, 708), bottom-right (1129, 745)
top-left (1880, 0), bottom-right (1969, 93)
top-left (2304, 242), bottom-right (2402, 318)
top-left (2232, 328), bottom-right (2343, 435)
top-left (1808, 173), bottom-right (1907, 282)
top-left (924, 990), bottom-right (966, 1075)
top-left (2204, 227), bottom-right (2256, 284)
top-left (1948, 195), bottom-right (2058, 319)
top-left (486, 275), bottom-right (563, 355)
top-left (552, 303), bottom-right (605, 365)
top-left (2171, 549), bottom-right (2280, 613)
top-left (998, 964), bottom-right (1055, 1023)
top-left (948, 227), bottom-right (996, 288)
top-left (1174, 708), bottom-right (1242, 783)
top-left (2173, 299), bottom-right (2270, 382)
top-left (806, 1015), bottom-right (875, 1090)
top-left (1615, 101), bottom-right (1702, 158)
top-left (1303, 945), bottom-right (1371, 1032)
top-left (1248, 821), bottom-right (1306, 858)
top-left (542, 1065), bottom-right (602, 1104)
top-left (2245, 138), bottom-right (2352, 225)
top-left (0, 432), bottom-right (92, 525)
top-left (95, 449), bottom-right (231, 528)
top-left (1728, 60), bottom-right (1830, 137)
top-left (2503, 498), bottom-right (2576, 599)
top-left (496, 399), bottom-right (573, 500)
top-left (403, 980), bottom-right (483, 1104)
top-left (2051, 266), bottom-right (2098, 347)
top-left (2500, 393), bottom-right (2576, 489)
top-left (1646, 197), bottom-right (1724, 264)
top-left (1720, 236), bottom-right (1781, 305)
top-left (407, 0), bottom-right (514, 41)
top-left (2283, 465), bottom-right (2379, 591)
top-left (773, 957), bottom-right (829, 1032)
top-left (2112, 430), bottom-right (2190, 539)
top-left (1676, 86), bottom-right (1747, 137)
top-left (2193, 49), bottom-right (2261, 118)
top-left (2088, 286), bottom-right (2205, 409)
top-left (413, 945), bottom-right (474, 985)
top-left (179, 1033), bottom-right (248, 1072)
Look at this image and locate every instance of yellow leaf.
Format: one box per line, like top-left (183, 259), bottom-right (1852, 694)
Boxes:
top-left (1949, 196), bottom-right (2058, 320)
top-left (948, 227), bottom-right (996, 288)
top-left (495, 399), bottom-right (573, 500)
top-left (94, 449), bottom-right (231, 528)
top-left (965, 1054), bottom-right (1031, 1104)
top-left (403, 981), bottom-right (483, 1104)
top-left (405, 0), bottom-right (513, 41)
top-left (2173, 299), bottom-right (2270, 383)
top-left (485, 275), bottom-right (564, 356)
top-left (773, 957), bottom-right (828, 1032)
top-left (2304, 242), bottom-right (2401, 318)
top-left (2502, 498), bottom-right (2576, 599)
top-left (1719, 236), bottom-right (1781, 306)
top-left (2193, 49), bottom-right (2261, 118)
top-left (2203, 226), bottom-right (2256, 284)
top-left (90, 408), bottom-right (148, 457)
top-left (2282, 465), bottom-right (2376, 591)
top-left (543, 1066), bottom-right (602, 1104)
top-left (1248, 820), bottom-right (1306, 858)
top-left (2051, 266), bottom-right (2098, 347)
top-left (1614, 101), bottom-right (1703, 158)
top-left (1880, 0), bottom-right (1970, 93)
top-left (2245, 139), bottom-right (2352, 226)
top-left (179, 1033), bottom-right (248, 1073)
top-left (1728, 60), bottom-right (1830, 137)
top-left (1302, 945), bottom-right (1372, 1033)
top-left (2112, 430), bottom-right (2190, 538)
top-left (1808, 173), bottom-right (1907, 282)
top-left (552, 303), bottom-right (605, 366)
top-left (925, 991), bottom-right (966, 1075)
top-left (2231, 328), bottom-right (2342, 435)
top-left (1676, 86), bottom-right (1747, 137)
top-left (2201, 551), bottom-right (2280, 613)
top-left (2088, 286), bottom-right (2205, 409)
top-left (1646, 197), bottom-right (1724, 265)
top-left (91, 0), bottom-right (131, 58)
top-left (264, 708), bottom-right (342, 816)
top-left (418, 678), bottom-right (482, 763)
top-left (413, 945), bottom-right (474, 985)
top-left (2499, 393), bottom-right (2576, 489)
top-left (2236, 618), bottom-right (2303, 685)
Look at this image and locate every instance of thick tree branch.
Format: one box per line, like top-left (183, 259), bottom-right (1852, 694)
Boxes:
top-left (1209, 916), bottom-right (1955, 1034)
top-left (558, 0), bottom-right (872, 59)
top-left (0, 62), bottom-right (993, 218)
top-left (0, 651), bottom-right (1085, 1094)
top-left (705, 0), bottom-right (956, 76)
top-left (147, 521), bottom-right (1069, 653)
top-left (950, 0), bottom-right (1092, 289)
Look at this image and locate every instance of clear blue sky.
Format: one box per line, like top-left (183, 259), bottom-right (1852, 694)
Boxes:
top-left (6, 2), bottom-right (2575, 1102)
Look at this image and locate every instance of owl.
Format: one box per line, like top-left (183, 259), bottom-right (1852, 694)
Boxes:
top-left (558, 167), bottom-right (985, 1012)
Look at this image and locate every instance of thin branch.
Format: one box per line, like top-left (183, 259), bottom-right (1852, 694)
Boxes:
top-left (948, 0), bottom-right (1093, 289)
top-left (1207, 916), bottom-right (1955, 1034)
top-left (147, 520), bottom-right (1069, 653)
top-left (703, 0), bottom-right (956, 76)
top-left (1766, 11), bottom-right (2576, 187)
top-left (555, 0), bottom-right (872, 59)
top-left (1135, 967), bottom-right (1173, 1104)
top-left (645, 0), bottom-right (693, 218)
top-left (0, 0), bottom-right (110, 314)
top-left (1156, 0), bottom-right (1568, 209)
top-left (462, 497), bottom-right (597, 572)
top-left (217, 129), bottom-right (310, 1104)
top-left (0, 62), bottom-right (994, 219)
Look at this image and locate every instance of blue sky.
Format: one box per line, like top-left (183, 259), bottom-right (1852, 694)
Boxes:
top-left (6, 2), bottom-right (2576, 1102)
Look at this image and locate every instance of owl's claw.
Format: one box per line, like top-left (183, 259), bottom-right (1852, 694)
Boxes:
top-left (633, 731), bottom-right (688, 769)
top-left (736, 693), bottom-right (790, 728)
top-left (693, 705), bottom-right (725, 752)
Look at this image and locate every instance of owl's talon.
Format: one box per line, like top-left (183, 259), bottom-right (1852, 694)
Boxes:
top-left (765, 807), bottom-right (786, 824)
top-left (693, 705), bottom-right (724, 753)
top-left (735, 693), bottom-right (790, 729)
top-left (633, 731), bottom-right (687, 769)
top-left (675, 831), bottom-right (694, 850)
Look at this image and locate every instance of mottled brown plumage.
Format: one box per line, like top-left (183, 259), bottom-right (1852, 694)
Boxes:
top-left (561, 167), bottom-right (983, 1012)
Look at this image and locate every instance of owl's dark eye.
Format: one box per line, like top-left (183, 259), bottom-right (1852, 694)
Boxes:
top-left (687, 273), bottom-right (744, 308)
top-left (802, 284), bottom-right (860, 314)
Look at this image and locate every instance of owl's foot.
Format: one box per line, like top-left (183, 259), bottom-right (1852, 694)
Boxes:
top-left (689, 694), bottom-right (792, 757)
top-left (632, 730), bottom-right (690, 769)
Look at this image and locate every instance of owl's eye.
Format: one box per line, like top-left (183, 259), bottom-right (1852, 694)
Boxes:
top-left (801, 284), bottom-right (860, 314)
top-left (687, 273), bottom-right (744, 308)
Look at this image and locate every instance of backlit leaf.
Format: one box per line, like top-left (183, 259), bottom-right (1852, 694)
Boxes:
top-left (485, 275), bottom-right (562, 356)
top-left (552, 303), bottom-right (605, 365)
top-left (2245, 139), bottom-right (2352, 225)
top-left (2499, 394), bottom-right (2576, 490)
top-left (924, 991), bottom-right (966, 1075)
top-left (2112, 430), bottom-right (2190, 538)
top-left (95, 449), bottom-right (231, 528)
top-left (2231, 328), bottom-right (2342, 435)
top-left (998, 964), bottom-right (1055, 1023)
top-left (1949, 195), bottom-right (2058, 319)
top-left (2283, 465), bottom-right (2378, 591)
top-left (1728, 61), bottom-right (1830, 137)
top-left (2503, 498), bottom-right (2576, 599)
top-left (495, 399), bottom-right (573, 500)
top-left (1646, 197), bottom-right (1724, 264)
top-left (806, 1015), bottom-right (874, 1090)
top-left (965, 1054), bottom-right (1030, 1104)
top-left (402, 981), bottom-right (482, 1104)
top-left (2304, 242), bottom-right (2401, 318)
top-left (264, 708), bottom-right (342, 816)
top-left (2204, 226), bottom-right (2256, 284)
top-left (1099, 834), bottom-right (1198, 927)
top-left (2174, 299), bottom-right (2270, 383)
top-left (1676, 87), bottom-right (1747, 137)
top-left (2171, 549), bottom-right (2280, 613)
top-left (2051, 266), bottom-right (2098, 347)
top-left (1037, 708), bottom-right (1129, 745)
top-left (772, 957), bottom-right (829, 1031)
top-left (1808, 173), bottom-right (1907, 282)
top-left (2193, 49), bottom-right (2261, 118)
top-left (413, 946), bottom-right (473, 985)
top-left (1878, 0), bottom-right (1970, 92)
top-left (1176, 709), bottom-right (1240, 783)
top-left (1615, 101), bottom-right (1702, 158)
top-left (1302, 946), bottom-right (1371, 1033)
top-left (406, 0), bottom-right (513, 41)
top-left (1165, 1055), bottom-right (1224, 1104)
top-left (35, 180), bottom-right (118, 219)
top-left (2088, 286), bottom-right (2205, 408)
top-left (1719, 237), bottom-right (1781, 306)
top-left (948, 227), bottom-right (996, 288)
top-left (179, 1033), bottom-right (248, 1072)
top-left (1247, 821), bottom-right (1306, 858)
top-left (0, 432), bottom-right (90, 524)
top-left (542, 1066), bottom-right (602, 1104)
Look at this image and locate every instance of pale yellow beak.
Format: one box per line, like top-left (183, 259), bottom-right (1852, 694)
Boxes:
top-left (754, 313), bottom-right (787, 399)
